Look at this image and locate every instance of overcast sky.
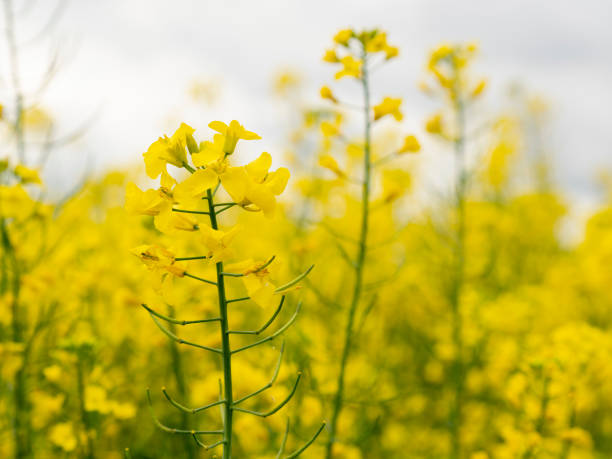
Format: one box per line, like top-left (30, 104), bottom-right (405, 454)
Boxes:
top-left (2, 0), bottom-right (611, 209)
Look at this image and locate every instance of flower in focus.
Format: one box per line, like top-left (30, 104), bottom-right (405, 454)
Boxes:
top-left (142, 123), bottom-right (196, 179)
top-left (201, 225), bottom-right (241, 262)
top-left (221, 152), bottom-right (290, 218)
top-left (227, 259), bottom-right (278, 309)
top-left (208, 120), bottom-right (261, 155)
top-left (131, 244), bottom-right (186, 277)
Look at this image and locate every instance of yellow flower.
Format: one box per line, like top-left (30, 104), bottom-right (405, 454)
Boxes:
top-left (142, 123), bottom-right (195, 179)
top-left (43, 365), bottom-right (62, 383)
top-left (227, 259), bottom-right (278, 309)
top-left (335, 56), bottom-right (362, 80)
top-left (384, 45), bottom-right (399, 60)
top-left (381, 169), bottom-right (412, 203)
top-left (333, 29), bottom-right (353, 46)
top-left (14, 164), bottom-right (42, 184)
top-left (221, 153), bottom-right (290, 218)
top-left (208, 120), bottom-right (260, 155)
top-left (131, 244), bottom-right (186, 277)
top-left (399, 135), bottom-right (421, 154)
top-left (365, 32), bottom-right (388, 53)
top-left (319, 154), bottom-right (345, 178)
top-left (323, 49), bottom-right (339, 63)
top-left (202, 225), bottom-right (240, 263)
top-left (110, 401), bottom-right (137, 420)
top-left (471, 79), bottom-right (487, 98)
top-left (173, 168), bottom-right (218, 205)
top-left (320, 85), bottom-right (337, 103)
top-left (85, 385), bottom-right (112, 414)
top-left (373, 97), bottom-right (403, 121)
top-left (126, 173), bottom-right (198, 233)
top-left (425, 113), bottom-right (444, 135)
top-left (49, 422), bottom-right (77, 452)
top-left (125, 182), bottom-right (171, 217)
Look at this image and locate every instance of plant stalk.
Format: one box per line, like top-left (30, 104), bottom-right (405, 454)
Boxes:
top-left (325, 49), bottom-right (371, 459)
top-left (207, 187), bottom-right (233, 459)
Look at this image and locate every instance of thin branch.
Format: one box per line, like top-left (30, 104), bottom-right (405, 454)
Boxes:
top-left (231, 302), bottom-right (302, 354)
top-left (192, 435), bottom-right (225, 450)
top-left (173, 208), bottom-right (209, 215)
top-left (227, 296), bottom-right (250, 304)
top-left (184, 272), bottom-right (217, 286)
top-left (227, 296), bottom-right (285, 335)
top-left (141, 303), bottom-right (220, 326)
top-left (148, 314), bottom-right (222, 354)
top-left (234, 341), bottom-right (285, 405)
top-left (275, 418), bottom-right (290, 459)
top-left (146, 389), bottom-right (223, 435)
top-left (233, 373), bottom-right (301, 417)
top-left (161, 387), bottom-right (225, 414)
top-left (285, 422), bottom-right (326, 459)
top-left (175, 255), bottom-right (210, 261)
top-left (275, 266), bottom-right (314, 293)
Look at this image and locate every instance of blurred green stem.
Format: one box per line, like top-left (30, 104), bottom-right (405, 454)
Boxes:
top-left (325, 48), bottom-right (371, 459)
top-left (76, 356), bottom-right (95, 459)
top-left (449, 85), bottom-right (467, 459)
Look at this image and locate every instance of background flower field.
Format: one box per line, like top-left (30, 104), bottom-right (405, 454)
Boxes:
top-left (1, 1), bottom-right (612, 458)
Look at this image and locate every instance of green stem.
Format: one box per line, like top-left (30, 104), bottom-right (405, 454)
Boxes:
top-left (77, 357), bottom-right (95, 459)
top-left (207, 188), bottom-right (234, 459)
top-left (449, 87), bottom-right (467, 459)
top-left (2, 219), bottom-right (31, 459)
top-left (325, 48), bottom-right (371, 459)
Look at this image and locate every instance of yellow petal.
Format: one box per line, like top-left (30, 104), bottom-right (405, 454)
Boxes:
top-left (220, 167), bottom-right (248, 202)
top-left (208, 121), bottom-right (228, 135)
top-left (173, 169), bottom-right (217, 203)
top-left (266, 168), bottom-right (290, 195)
top-left (246, 152), bottom-right (272, 182)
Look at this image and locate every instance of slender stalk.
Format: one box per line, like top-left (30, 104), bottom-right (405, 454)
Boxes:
top-left (325, 48), bottom-right (371, 459)
top-left (449, 81), bottom-right (467, 459)
top-left (76, 357), bottom-right (95, 459)
top-left (2, 219), bottom-right (31, 459)
top-left (206, 187), bottom-right (234, 459)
